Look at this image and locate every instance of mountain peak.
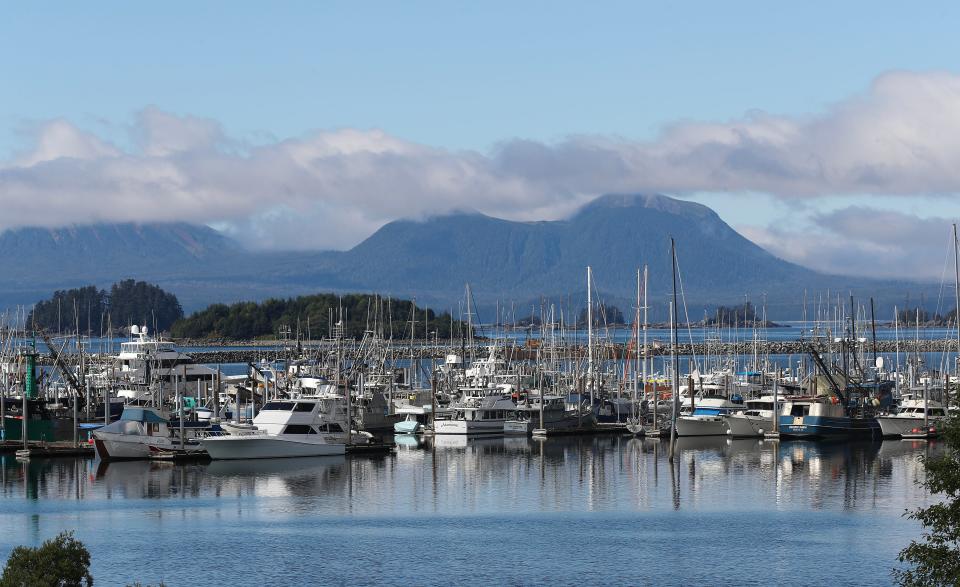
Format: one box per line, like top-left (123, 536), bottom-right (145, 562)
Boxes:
top-left (575, 193), bottom-right (713, 219)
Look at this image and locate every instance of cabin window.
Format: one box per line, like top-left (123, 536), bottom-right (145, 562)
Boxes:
top-left (262, 402), bottom-right (295, 411)
top-left (293, 403), bottom-right (315, 412)
top-left (790, 405), bottom-right (810, 417)
top-left (324, 423), bottom-right (344, 433)
top-left (283, 424), bottom-right (314, 434)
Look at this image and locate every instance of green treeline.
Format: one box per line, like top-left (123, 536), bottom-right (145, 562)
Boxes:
top-left (28, 280), bottom-right (184, 334)
top-left (170, 293), bottom-right (469, 340)
top-left (896, 306), bottom-right (958, 326)
top-left (704, 301), bottom-right (763, 326)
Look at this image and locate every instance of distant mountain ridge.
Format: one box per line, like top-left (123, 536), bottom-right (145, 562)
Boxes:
top-left (0, 222), bottom-right (244, 312)
top-left (0, 195), bottom-right (939, 319)
top-left (283, 193), bottom-right (819, 305)
top-left (0, 222), bottom-right (238, 266)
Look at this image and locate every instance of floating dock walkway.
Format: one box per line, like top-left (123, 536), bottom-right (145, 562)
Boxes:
top-left (1, 441), bottom-right (95, 458)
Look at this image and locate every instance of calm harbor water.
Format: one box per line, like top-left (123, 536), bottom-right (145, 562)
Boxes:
top-left (0, 436), bottom-right (936, 586)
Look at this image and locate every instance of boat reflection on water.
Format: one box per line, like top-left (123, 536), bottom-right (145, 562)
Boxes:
top-left (0, 433), bottom-right (941, 587)
top-left (0, 435), bottom-right (939, 514)
top-left (393, 434), bottom-right (425, 450)
top-left (93, 455), bottom-right (351, 500)
top-left (204, 455), bottom-right (345, 477)
top-left (1, 456), bottom-right (92, 501)
top-left (430, 434), bottom-right (503, 450)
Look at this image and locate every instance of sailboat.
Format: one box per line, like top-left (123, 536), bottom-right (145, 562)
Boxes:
top-left (626, 266), bottom-right (648, 436)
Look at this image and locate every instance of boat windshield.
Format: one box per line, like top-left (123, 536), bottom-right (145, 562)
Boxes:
top-left (261, 401), bottom-right (296, 411)
top-left (283, 424), bottom-right (316, 434)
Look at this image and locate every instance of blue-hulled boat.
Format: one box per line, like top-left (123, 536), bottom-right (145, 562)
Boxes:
top-left (778, 398), bottom-right (881, 439)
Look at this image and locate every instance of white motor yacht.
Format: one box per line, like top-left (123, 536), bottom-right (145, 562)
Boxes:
top-left (877, 398), bottom-right (948, 438)
top-left (675, 395), bottom-right (744, 436)
top-left (725, 396), bottom-right (783, 437)
top-left (113, 326), bottom-right (217, 389)
top-left (434, 386), bottom-right (516, 435)
top-left (202, 398), bottom-right (349, 459)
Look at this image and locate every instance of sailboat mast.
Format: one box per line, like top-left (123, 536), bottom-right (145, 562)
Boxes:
top-left (633, 268), bottom-right (640, 413)
top-left (587, 266), bottom-right (594, 409)
top-left (894, 306), bottom-right (901, 398)
top-left (643, 264), bottom-right (651, 429)
top-left (669, 239), bottom-right (679, 461)
top-left (953, 223), bottom-right (960, 404)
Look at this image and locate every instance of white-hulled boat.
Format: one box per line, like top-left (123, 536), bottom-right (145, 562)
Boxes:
top-left (877, 398), bottom-right (948, 438)
top-left (725, 396), bottom-right (783, 437)
top-left (675, 395), bottom-right (744, 436)
top-left (393, 405), bottom-right (452, 434)
top-left (202, 398), bottom-right (347, 459)
top-left (434, 386), bottom-right (516, 435)
top-left (93, 406), bottom-right (208, 460)
top-left (504, 394), bottom-right (592, 435)
top-left (114, 325), bottom-right (217, 385)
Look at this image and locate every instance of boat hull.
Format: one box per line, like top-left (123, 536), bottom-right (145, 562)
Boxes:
top-left (675, 416), bottom-right (729, 437)
top-left (506, 413), bottom-right (595, 435)
top-left (877, 416), bottom-right (943, 438)
top-left (202, 435), bottom-right (346, 459)
top-left (778, 415), bottom-right (880, 439)
top-left (433, 419), bottom-right (505, 435)
top-left (725, 414), bottom-right (772, 437)
top-left (503, 420), bottom-right (534, 435)
top-left (93, 432), bottom-right (206, 460)
top-left (394, 420), bottom-right (422, 435)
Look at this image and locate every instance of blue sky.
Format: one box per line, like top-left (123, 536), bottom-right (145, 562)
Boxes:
top-left (4, 1), bottom-right (958, 150)
top-left (2, 2), bottom-right (960, 278)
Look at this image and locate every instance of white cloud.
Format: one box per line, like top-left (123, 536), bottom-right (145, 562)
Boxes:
top-left (740, 207), bottom-right (958, 280)
top-left (2, 70), bottom-right (960, 253)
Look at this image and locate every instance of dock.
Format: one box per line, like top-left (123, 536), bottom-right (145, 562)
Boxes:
top-left (532, 422), bottom-right (630, 437)
top-left (2, 441), bottom-right (95, 458)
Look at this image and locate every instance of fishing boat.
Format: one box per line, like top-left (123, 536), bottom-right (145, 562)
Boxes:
top-left (202, 398), bottom-right (351, 459)
top-left (674, 395), bottom-right (744, 436)
top-left (777, 397), bottom-right (880, 439)
top-left (92, 406), bottom-right (209, 460)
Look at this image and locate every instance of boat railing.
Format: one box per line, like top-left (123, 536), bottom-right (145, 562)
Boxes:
top-left (199, 429), bottom-right (266, 438)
